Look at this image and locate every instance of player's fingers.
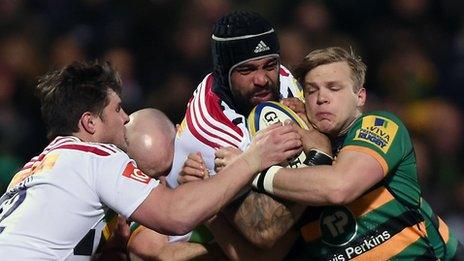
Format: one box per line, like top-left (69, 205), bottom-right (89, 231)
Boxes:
top-left (259, 123), bottom-right (293, 138)
top-left (214, 157), bottom-right (225, 168)
top-left (181, 165), bottom-right (205, 178)
top-left (285, 127), bottom-right (302, 138)
top-left (283, 137), bottom-right (303, 149)
top-left (184, 157), bottom-right (205, 171)
top-left (187, 152), bottom-right (205, 164)
top-left (281, 97), bottom-right (305, 113)
top-left (283, 148), bottom-right (303, 160)
top-left (158, 176), bottom-right (167, 185)
top-left (214, 147), bottom-right (237, 158)
top-left (178, 173), bottom-right (203, 184)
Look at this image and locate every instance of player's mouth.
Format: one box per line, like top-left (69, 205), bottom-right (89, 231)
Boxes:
top-left (315, 111), bottom-right (332, 120)
top-left (253, 91), bottom-right (273, 102)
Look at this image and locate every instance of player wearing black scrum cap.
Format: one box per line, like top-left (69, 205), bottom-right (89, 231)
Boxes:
top-left (126, 11), bottom-right (308, 260)
top-left (163, 10), bottom-right (309, 260)
top-left (167, 10), bottom-right (304, 187)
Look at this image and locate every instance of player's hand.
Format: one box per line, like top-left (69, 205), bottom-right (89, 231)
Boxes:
top-left (158, 176), bottom-right (167, 186)
top-left (98, 215), bottom-right (131, 259)
top-left (292, 122), bottom-right (332, 156)
top-left (281, 97), bottom-right (310, 126)
top-left (243, 123), bottom-right (302, 172)
top-left (214, 147), bottom-right (243, 173)
top-left (178, 152), bottom-right (209, 184)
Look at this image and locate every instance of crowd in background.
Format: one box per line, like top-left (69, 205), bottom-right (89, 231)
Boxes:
top-left (0, 0), bottom-right (463, 241)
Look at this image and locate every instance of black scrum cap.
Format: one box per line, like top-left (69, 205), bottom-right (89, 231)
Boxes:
top-left (211, 11), bottom-right (280, 106)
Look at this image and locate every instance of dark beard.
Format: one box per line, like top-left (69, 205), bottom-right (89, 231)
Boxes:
top-left (232, 84), bottom-right (280, 116)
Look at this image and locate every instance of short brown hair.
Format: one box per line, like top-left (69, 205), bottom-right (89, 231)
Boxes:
top-left (294, 47), bottom-right (366, 91)
top-left (36, 61), bottom-right (122, 139)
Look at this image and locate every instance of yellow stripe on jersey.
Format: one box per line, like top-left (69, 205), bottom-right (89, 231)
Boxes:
top-left (342, 145), bottom-right (389, 175)
top-left (247, 106), bottom-right (257, 137)
top-left (292, 78), bottom-right (304, 100)
top-left (351, 222), bottom-right (426, 261)
top-left (8, 153), bottom-right (60, 189)
top-left (301, 221), bottom-right (321, 242)
top-left (438, 217), bottom-right (450, 243)
top-left (102, 215), bottom-right (118, 240)
top-left (300, 187), bottom-right (395, 242)
top-left (7, 169), bottom-right (30, 190)
top-left (176, 117), bottom-right (188, 139)
top-left (347, 187), bottom-right (395, 217)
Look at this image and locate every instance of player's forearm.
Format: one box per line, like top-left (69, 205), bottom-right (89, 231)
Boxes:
top-left (129, 242), bottom-right (208, 261)
top-left (206, 214), bottom-right (254, 260)
top-left (127, 226), bottom-right (210, 261)
top-left (206, 214), bottom-right (296, 260)
top-left (223, 191), bottom-right (305, 249)
top-left (158, 242), bottom-right (209, 261)
top-left (272, 166), bottom-right (348, 205)
top-left (166, 157), bottom-right (257, 234)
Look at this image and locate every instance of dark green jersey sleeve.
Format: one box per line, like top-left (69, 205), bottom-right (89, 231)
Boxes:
top-left (342, 111), bottom-right (414, 175)
top-left (342, 111), bottom-right (421, 207)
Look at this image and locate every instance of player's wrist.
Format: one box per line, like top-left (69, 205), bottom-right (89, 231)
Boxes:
top-left (252, 165), bottom-right (283, 194)
top-left (240, 152), bottom-right (261, 174)
top-left (303, 149), bottom-right (333, 166)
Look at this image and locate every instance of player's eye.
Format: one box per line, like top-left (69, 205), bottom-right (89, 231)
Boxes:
top-left (305, 86), bottom-right (318, 94)
top-left (264, 61), bottom-right (278, 71)
top-left (236, 67), bottom-right (253, 75)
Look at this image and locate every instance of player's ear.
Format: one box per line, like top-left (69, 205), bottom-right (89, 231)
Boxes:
top-left (80, 112), bottom-right (98, 134)
top-left (356, 87), bottom-right (366, 107)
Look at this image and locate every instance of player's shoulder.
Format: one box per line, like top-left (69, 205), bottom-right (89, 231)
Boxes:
top-left (279, 65), bottom-right (293, 77)
top-left (48, 136), bottom-right (127, 158)
top-left (183, 73), bottom-right (245, 148)
top-left (359, 111), bottom-right (405, 127)
top-left (279, 65), bottom-right (303, 99)
top-left (349, 110), bottom-right (409, 145)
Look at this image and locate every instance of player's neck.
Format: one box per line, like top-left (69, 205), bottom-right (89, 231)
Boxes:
top-left (72, 131), bottom-right (97, 143)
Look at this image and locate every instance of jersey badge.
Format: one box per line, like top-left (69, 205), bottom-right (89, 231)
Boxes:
top-left (354, 116), bottom-right (398, 153)
top-left (122, 162), bottom-right (151, 184)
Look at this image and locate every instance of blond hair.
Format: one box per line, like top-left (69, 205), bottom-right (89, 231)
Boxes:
top-left (294, 47), bottom-right (366, 91)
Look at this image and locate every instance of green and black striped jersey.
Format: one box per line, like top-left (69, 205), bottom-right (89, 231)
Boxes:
top-left (295, 111), bottom-right (460, 260)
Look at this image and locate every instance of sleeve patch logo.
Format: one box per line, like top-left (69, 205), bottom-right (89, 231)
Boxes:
top-left (8, 153), bottom-right (60, 189)
top-left (354, 116), bottom-right (398, 153)
top-left (122, 162), bottom-right (151, 184)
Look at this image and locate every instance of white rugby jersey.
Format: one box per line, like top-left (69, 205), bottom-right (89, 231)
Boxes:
top-left (0, 136), bottom-right (158, 260)
top-left (166, 66), bottom-right (303, 188)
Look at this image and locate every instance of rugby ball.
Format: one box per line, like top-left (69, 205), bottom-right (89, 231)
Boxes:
top-left (247, 101), bottom-right (308, 168)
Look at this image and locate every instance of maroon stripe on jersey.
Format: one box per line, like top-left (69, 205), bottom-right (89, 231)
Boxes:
top-left (22, 155), bottom-right (45, 170)
top-left (191, 101), bottom-right (237, 148)
top-left (188, 76), bottom-right (239, 148)
top-left (203, 75), bottom-right (243, 138)
top-left (279, 67), bottom-right (289, 76)
top-left (21, 137), bottom-right (87, 170)
top-left (186, 104), bottom-right (222, 149)
top-left (99, 144), bottom-right (117, 153)
top-left (52, 144), bottom-right (111, 156)
top-left (47, 137), bottom-right (80, 149)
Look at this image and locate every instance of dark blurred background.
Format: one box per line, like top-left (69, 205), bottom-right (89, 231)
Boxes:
top-left (0, 0), bottom-right (463, 241)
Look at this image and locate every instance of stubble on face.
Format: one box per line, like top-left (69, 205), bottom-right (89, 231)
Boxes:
top-left (98, 90), bottom-right (129, 151)
top-left (231, 79), bottom-right (280, 115)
